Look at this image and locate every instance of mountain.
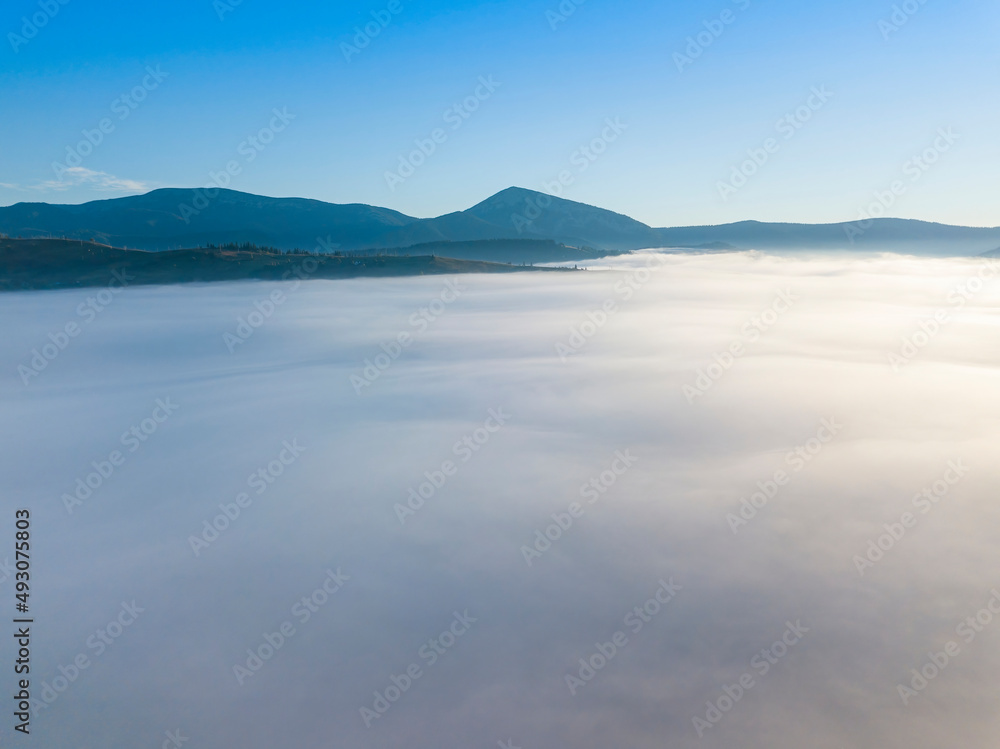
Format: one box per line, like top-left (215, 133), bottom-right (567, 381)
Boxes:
top-left (0, 189), bottom-right (418, 251)
top-left (655, 218), bottom-right (1000, 255)
top-left (459, 186), bottom-right (664, 249)
top-left (2, 187), bottom-right (998, 257)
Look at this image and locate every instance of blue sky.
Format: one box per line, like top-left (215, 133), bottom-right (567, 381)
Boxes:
top-left (1, 0), bottom-right (997, 226)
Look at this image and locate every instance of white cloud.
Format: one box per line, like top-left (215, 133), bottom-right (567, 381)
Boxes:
top-left (3, 254), bottom-right (1000, 747)
top-left (11, 167), bottom-right (151, 194)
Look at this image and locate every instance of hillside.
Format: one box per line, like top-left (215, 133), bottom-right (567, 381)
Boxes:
top-left (0, 238), bottom-right (570, 292)
top-left (462, 187), bottom-right (664, 250)
top-left (379, 238), bottom-right (618, 264)
top-left (0, 189), bottom-right (418, 251)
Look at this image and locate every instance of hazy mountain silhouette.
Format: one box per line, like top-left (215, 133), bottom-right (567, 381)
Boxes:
top-left (656, 218), bottom-right (1000, 255)
top-left (460, 186), bottom-right (664, 249)
top-left (0, 189), bottom-right (417, 251)
top-left (2, 187), bottom-right (998, 256)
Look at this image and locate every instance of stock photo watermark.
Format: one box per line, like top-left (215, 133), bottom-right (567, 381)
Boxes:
top-left (844, 128), bottom-right (960, 244)
top-left (341, 0), bottom-right (404, 62)
top-left (359, 610), bottom-right (478, 727)
top-left (18, 269), bottom-right (134, 386)
top-left (683, 288), bottom-right (798, 402)
top-left (716, 86), bottom-right (833, 201)
top-left (232, 568), bottom-right (349, 685)
top-left (222, 236), bottom-right (341, 352)
top-left (27, 601), bottom-right (144, 717)
top-left (897, 587), bottom-right (1000, 705)
top-left (887, 258), bottom-right (998, 371)
top-left (878, 0), bottom-right (932, 40)
top-left (51, 66), bottom-right (168, 181)
top-left (852, 460), bottom-right (968, 576)
top-left (725, 418), bottom-right (842, 534)
top-left (395, 409), bottom-right (511, 525)
top-left (7, 0), bottom-right (71, 52)
top-left (555, 253), bottom-right (666, 361)
top-left (692, 619), bottom-right (809, 737)
top-left (546, 0), bottom-right (587, 31)
top-left (154, 729), bottom-right (189, 748)
top-left (384, 76), bottom-right (500, 191)
top-left (177, 107), bottom-right (296, 223)
top-left (350, 278), bottom-right (465, 393)
top-left (188, 439), bottom-right (305, 555)
top-left (511, 116), bottom-right (628, 232)
top-left (213, 0), bottom-right (242, 21)
top-left (673, 0), bottom-right (751, 73)
top-left (61, 398), bottom-right (180, 514)
top-left (565, 578), bottom-right (681, 695)
top-left (521, 449), bottom-right (637, 566)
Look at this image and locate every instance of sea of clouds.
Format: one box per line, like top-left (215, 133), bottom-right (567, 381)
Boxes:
top-left (1, 250), bottom-right (999, 748)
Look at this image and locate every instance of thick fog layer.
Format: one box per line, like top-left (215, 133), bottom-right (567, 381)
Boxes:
top-left (2, 251), bottom-right (999, 748)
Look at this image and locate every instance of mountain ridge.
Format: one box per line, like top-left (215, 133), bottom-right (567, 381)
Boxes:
top-left (2, 187), bottom-right (998, 257)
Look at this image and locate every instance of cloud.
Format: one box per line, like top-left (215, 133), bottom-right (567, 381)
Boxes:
top-left (2, 253), bottom-right (999, 748)
top-left (9, 167), bottom-right (151, 194)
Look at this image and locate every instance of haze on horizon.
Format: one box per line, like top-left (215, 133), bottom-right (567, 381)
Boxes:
top-left (1, 0), bottom-right (998, 227)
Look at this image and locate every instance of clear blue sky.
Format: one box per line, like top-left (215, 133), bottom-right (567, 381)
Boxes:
top-left (1, 0), bottom-right (997, 227)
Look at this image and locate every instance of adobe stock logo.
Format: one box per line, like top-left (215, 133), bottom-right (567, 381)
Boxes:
top-left (395, 409), bottom-right (510, 526)
top-left (725, 419), bottom-right (841, 534)
top-left (350, 278), bottom-right (465, 393)
top-left (564, 578), bottom-right (681, 695)
top-left (232, 568), bottom-right (349, 685)
top-left (176, 108), bottom-right (296, 224)
top-left (214, 0), bottom-right (243, 21)
top-left (384, 77), bottom-right (501, 192)
top-left (692, 620), bottom-right (809, 737)
top-left (511, 117), bottom-right (627, 234)
top-left (520, 450), bottom-right (637, 566)
top-left (683, 289), bottom-right (798, 403)
top-left (546, 0), bottom-right (587, 31)
top-left (188, 439), bottom-right (306, 556)
top-left (844, 128), bottom-right (960, 244)
top-left (29, 601), bottom-right (145, 717)
top-left (51, 66), bottom-right (168, 181)
top-left (852, 460), bottom-right (968, 576)
top-left (878, 0), bottom-right (931, 40)
top-left (886, 258), bottom-right (994, 372)
top-left (18, 269), bottom-right (134, 386)
top-left (7, 0), bottom-right (71, 53)
top-left (716, 87), bottom-right (833, 202)
top-left (673, 0), bottom-right (752, 73)
top-left (897, 588), bottom-right (1000, 706)
top-left (341, 1), bottom-right (404, 62)
top-left (360, 610), bottom-right (477, 727)
top-left (61, 399), bottom-right (180, 514)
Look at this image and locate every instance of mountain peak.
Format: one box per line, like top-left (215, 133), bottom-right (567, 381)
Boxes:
top-left (469, 186), bottom-right (615, 213)
top-left (3, 188), bottom-right (998, 256)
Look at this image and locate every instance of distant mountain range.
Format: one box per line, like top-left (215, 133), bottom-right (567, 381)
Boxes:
top-left (2, 186), bottom-right (998, 257)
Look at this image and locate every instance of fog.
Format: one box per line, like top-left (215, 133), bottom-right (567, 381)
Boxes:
top-left (2, 250), bottom-right (999, 748)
